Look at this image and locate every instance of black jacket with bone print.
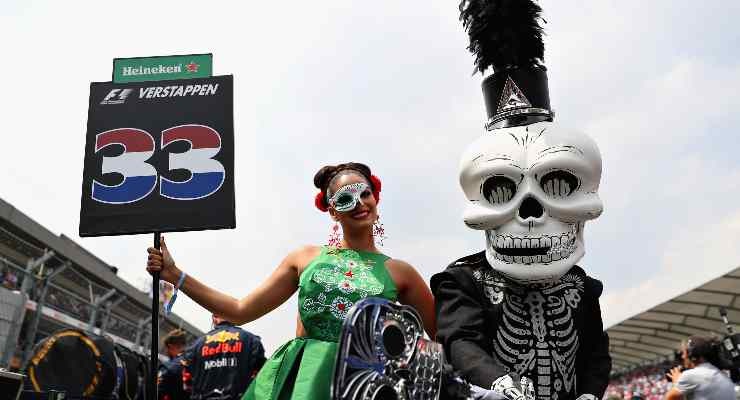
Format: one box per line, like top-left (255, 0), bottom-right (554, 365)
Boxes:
top-left (431, 251), bottom-right (611, 400)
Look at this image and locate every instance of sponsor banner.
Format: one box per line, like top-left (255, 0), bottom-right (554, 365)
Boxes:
top-left (80, 75), bottom-right (235, 237)
top-left (113, 54), bottom-right (212, 83)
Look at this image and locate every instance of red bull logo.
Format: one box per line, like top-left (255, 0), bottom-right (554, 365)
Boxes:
top-left (205, 330), bottom-right (240, 344)
top-left (202, 340), bottom-right (243, 357)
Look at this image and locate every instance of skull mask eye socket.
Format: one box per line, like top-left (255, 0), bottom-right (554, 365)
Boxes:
top-left (482, 176), bottom-right (517, 205)
top-left (540, 170), bottom-right (579, 198)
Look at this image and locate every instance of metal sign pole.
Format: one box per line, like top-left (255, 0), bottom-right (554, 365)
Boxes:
top-left (149, 232), bottom-right (161, 400)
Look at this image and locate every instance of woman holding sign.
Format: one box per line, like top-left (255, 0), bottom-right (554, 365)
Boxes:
top-left (146, 162), bottom-right (436, 399)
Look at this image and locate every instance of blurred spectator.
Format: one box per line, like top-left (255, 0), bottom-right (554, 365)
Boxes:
top-left (158, 329), bottom-right (190, 400)
top-left (605, 362), bottom-right (673, 399)
top-left (45, 286), bottom-right (92, 322)
top-left (664, 335), bottom-right (734, 399)
top-left (606, 337), bottom-right (740, 400)
top-left (8, 350), bottom-right (23, 372)
top-left (2, 268), bottom-right (18, 289)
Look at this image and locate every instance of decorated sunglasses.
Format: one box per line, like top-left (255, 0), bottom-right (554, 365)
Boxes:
top-left (328, 182), bottom-right (372, 212)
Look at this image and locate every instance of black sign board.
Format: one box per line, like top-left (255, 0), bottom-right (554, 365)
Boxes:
top-left (80, 75), bottom-right (235, 236)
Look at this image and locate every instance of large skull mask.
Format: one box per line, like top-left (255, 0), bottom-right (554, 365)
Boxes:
top-left (459, 120), bottom-right (603, 284)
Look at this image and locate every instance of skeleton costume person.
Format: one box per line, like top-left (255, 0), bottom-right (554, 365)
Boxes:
top-left (431, 1), bottom-right (611, 399)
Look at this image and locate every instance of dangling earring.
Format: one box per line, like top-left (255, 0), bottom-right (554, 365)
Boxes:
top-left (328, 222), bottom-right (342, 248)
top-left (373, 215), bottom-right (387, 246)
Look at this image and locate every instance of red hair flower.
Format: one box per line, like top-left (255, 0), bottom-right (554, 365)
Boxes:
top-left (370, 175), bottom-right (382, 205)
top-left (315, 191), bottom-right (328, 212)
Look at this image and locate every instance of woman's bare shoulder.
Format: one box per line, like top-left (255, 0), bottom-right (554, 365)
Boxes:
top-left (288, 245), bottom-right (323, 273)
top-left (385, 257), bottom-right (415, 272)
top-left (383, 257), bottom-right (417, 288)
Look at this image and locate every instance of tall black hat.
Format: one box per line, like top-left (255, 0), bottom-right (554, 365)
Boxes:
top-left (459, 0), bottom-right (552, 130)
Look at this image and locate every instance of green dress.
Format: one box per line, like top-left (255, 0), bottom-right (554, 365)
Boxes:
top-left (243, 246), bottom-right (398, 400)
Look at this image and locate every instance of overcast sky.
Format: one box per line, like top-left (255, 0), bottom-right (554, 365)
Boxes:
top-left (2, 1), bottom-right (739, 352)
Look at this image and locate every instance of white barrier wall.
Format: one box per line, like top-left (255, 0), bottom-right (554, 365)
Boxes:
top-left (0, 287), bottom-right (26, 367)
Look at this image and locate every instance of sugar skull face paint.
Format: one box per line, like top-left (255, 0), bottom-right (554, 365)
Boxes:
top-left (328, 182), bottom-right (372, 213)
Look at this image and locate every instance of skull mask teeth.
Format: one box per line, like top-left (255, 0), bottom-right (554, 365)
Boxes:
top-left (486, 223), bottom-right (579, 264)
top-left (459, 121), bottom-right (603, 284)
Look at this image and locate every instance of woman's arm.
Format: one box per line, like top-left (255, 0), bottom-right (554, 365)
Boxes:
top-left (146, 238), bottom-right (317, 325)
top-left (386, 259), bottom-right (437, 339)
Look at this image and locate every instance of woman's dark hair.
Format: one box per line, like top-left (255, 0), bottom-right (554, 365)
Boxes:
top-left (313, 162), bottom-right (375, 194)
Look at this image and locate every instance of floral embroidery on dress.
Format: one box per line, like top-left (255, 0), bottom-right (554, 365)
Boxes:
top-left (301, 249), bottom-right (385, 336)
top-left (302, 292), bottom-right (354, 320)
top-left (310, 250), bottom-right (384, 298)
top-left (300, 248), bottom-right (391, 341)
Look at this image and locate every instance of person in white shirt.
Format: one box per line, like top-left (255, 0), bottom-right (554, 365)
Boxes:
top-left (665, 335), bottom-right (735, 400)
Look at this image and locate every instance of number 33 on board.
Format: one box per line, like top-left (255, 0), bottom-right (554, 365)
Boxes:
top-left (92, 125), bottom-right (225, 204)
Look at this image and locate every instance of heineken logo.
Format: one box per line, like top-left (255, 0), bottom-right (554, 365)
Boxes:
top-left (185, 62), bottom-right (199, 73)
top-left (113, 54), bottom-right (212, 83)
top-left (121, 61), bottom-right (200, 77)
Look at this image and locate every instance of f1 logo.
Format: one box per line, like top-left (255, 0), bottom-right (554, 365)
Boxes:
top-left (100, 88), bottom-right (133, 105)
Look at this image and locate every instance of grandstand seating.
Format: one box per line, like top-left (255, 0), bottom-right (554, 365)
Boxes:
top-left (0, 197), bottom-right (203, 371)
top-left (605, 362), bottom-right (674, 399)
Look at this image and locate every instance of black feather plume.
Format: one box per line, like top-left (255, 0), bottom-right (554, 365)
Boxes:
top-left (459, 0), bottom-right (545, 74)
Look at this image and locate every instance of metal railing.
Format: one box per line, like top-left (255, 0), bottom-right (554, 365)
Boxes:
top-left (0, 254), bottom-right (153, 367)
top-left (0, 225), bottom-right (200, 370)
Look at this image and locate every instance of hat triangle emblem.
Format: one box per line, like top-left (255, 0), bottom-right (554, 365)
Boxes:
top-left (497, 76), bottom-right (532, 113)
